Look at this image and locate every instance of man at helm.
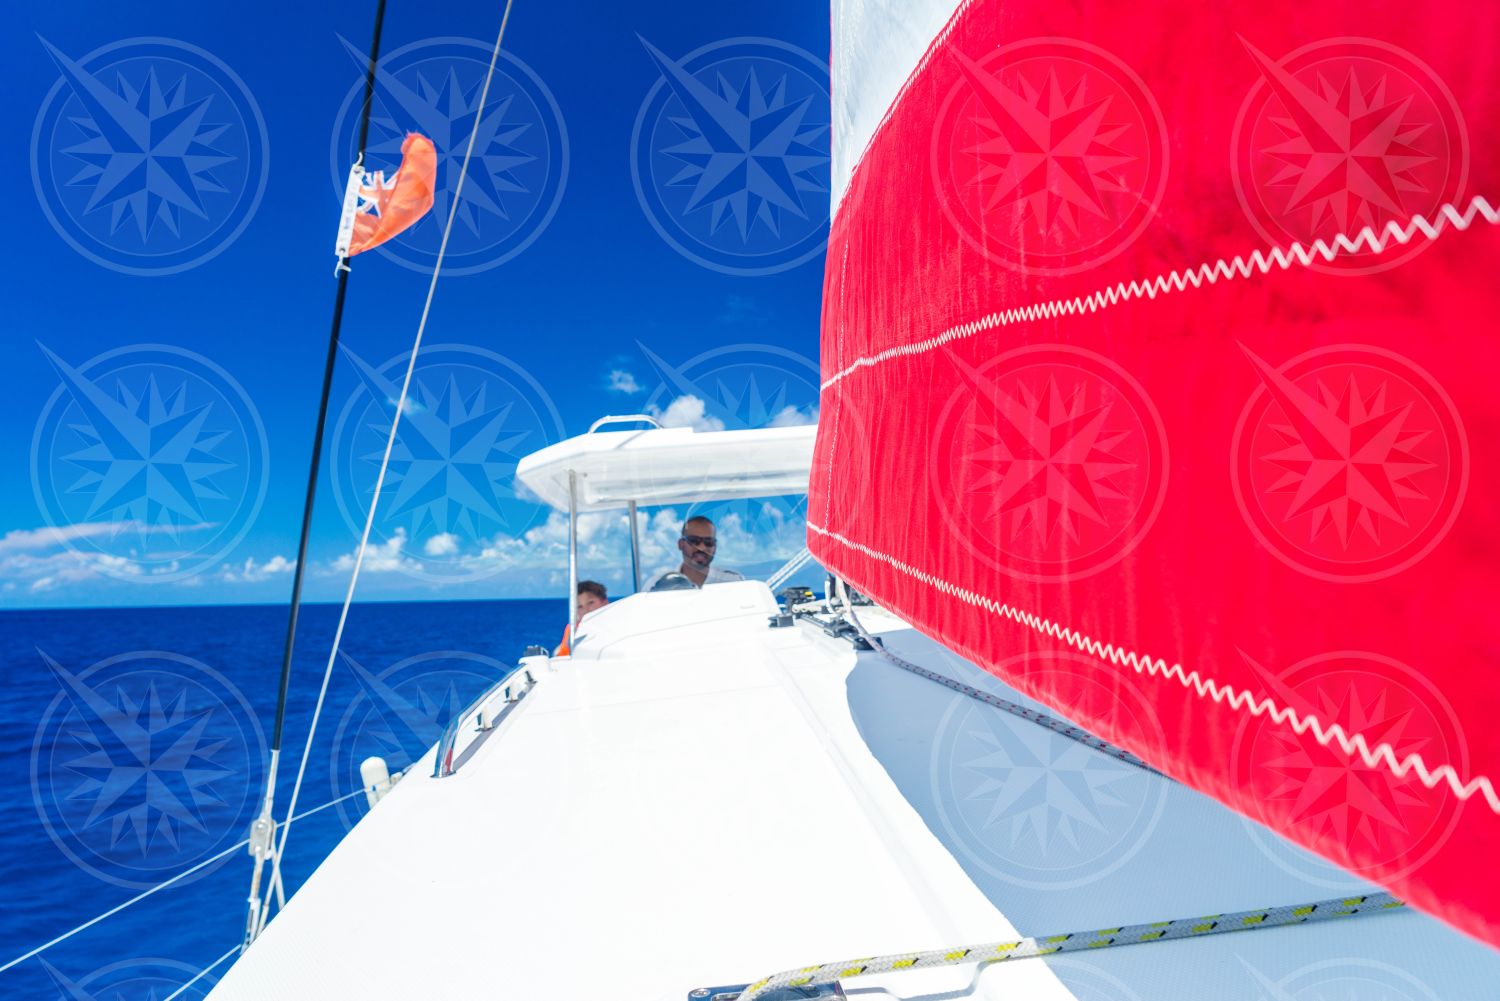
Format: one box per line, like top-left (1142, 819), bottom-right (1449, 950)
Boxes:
top-left (644, 515), bottom-right (744, 590)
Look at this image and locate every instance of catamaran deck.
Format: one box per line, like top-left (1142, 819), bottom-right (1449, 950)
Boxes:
top-left (209, 581), bottom-right (1500, 999)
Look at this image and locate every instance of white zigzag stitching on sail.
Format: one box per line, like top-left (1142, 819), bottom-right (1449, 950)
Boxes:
top-left (806, 521), bottom-right (1500, 816)
top-left (821, 196), bottom-right (1500, 390)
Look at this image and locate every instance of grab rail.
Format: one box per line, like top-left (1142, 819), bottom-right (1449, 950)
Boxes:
top-left (432, 665), bottom-right (537, 778)
top-left (587, 413), bottom-right (664, 433)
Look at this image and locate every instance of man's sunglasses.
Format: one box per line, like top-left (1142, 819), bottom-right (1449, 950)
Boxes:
top-left (682, 534), bottom-right (717, 548)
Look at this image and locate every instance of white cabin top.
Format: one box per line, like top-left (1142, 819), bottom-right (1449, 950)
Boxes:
top-left (515, 423), bottom-right (816, 513)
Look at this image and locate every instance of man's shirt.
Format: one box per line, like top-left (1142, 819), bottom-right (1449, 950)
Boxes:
top-left (642, 565), bottom-right (746, 591)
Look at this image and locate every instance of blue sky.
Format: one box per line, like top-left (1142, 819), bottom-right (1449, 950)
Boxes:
top-left (1, 0), bottom-right (831, 607)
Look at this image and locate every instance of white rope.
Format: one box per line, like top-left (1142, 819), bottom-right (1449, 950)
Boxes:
top-left (765, 546), bottom-right (815, 591)
top-left (161, 945), bottom-right (240, 1001)
top-left (0, 784), bottom-right (375, 975)
top-left (256, 0), bottom-right (517, 939)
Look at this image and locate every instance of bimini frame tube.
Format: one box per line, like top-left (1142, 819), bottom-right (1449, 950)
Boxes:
top-left (627, 499), bottom-right (642, 593)
top-left (567, 469), bottom-right (579, 632)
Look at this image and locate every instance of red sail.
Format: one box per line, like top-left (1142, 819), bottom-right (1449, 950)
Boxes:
top-left (810, 0), bottom-right (1500, 947)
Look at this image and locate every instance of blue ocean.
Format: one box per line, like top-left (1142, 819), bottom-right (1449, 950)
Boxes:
top-left (0, 599), bottom-right (562, 999)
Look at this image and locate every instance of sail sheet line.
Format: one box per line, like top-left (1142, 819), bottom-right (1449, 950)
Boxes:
top-left (737, 892), bottom-right (1406, 1001)
top-left (808, 521), bottom-right (1500, 816)
top-left (820, 196), bottom-right (1499, 391)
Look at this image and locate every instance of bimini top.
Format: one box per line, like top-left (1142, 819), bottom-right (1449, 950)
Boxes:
top-left (516, 424), bottom-right (816, 512)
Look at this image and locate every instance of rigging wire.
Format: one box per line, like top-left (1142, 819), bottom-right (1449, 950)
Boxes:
top-left (777, 583), bottom-right (1404, 1001)
top-left (0, 784), bottom-right (379, 976)
top-left (834, 579), bottom-right (1162, 775)
top-left (161, 945), bottom-right (240, 1001)
top-left (253, 0), bottom-right (518, 941)
top-left (242, 0), bottom-right (392, 952)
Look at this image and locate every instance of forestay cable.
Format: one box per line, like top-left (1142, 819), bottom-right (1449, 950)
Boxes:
top-left (255, 0), bottom-right (518, 939)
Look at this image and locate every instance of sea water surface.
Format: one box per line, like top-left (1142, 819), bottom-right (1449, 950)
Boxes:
top-left (0, 598), bottom-right (561, 999)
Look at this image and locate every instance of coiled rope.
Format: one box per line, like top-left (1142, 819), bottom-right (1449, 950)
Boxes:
top-left (254, 0), bottom-right (517, 940)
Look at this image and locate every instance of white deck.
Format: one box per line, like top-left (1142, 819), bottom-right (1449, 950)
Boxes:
top-left (209, 581), bottom-right (1072, 1000)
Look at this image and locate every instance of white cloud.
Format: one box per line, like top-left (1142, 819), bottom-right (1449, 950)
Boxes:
top-left (767, 404), bottom-right (819, 428)
top-left (328, 527), bottom-right (418, 575)
top-left (220, 554), bottom-right (295, 582)
top-left (424, 532), bottom-right (459, 556)
top-left (647, 395), bottom-right (724, 432)
top-left (607, 369), bottom-right (642, 394)
top-left (0, 521), bottom-right (208, 554)
top-left (11, 550), bottom-right (146, 592)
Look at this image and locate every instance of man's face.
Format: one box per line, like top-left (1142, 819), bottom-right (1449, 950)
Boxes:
top-left (576, 592), bottom-right (606, 618)
top-left (678, 523), bottom-right (717, 570)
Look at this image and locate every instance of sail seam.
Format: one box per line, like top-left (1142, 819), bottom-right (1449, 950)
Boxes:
top-left (820, 196), bottom-right (1500, 390)
top-left (806, 520), bottom-right (1500, 816)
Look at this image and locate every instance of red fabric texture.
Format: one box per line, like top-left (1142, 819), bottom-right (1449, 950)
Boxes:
top-left (348, 133), bottom-right (436, 257)
top-left (811, 0), bottom-right (1500, 947)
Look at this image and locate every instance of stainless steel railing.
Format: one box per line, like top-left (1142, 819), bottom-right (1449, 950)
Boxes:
top-left (432, 664), bottom-right (538, 778)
